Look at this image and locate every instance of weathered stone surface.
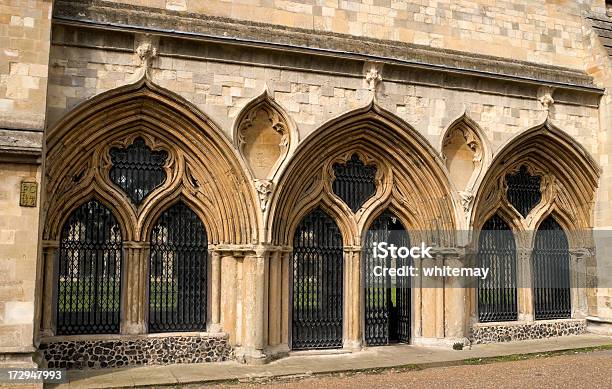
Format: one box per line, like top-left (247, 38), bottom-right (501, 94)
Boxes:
top-left (40, 334), bottom-right (233, 369)
top-left (470, 320), bottom-right (587, 344)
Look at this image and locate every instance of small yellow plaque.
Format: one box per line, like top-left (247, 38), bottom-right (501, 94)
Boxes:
top-left (20, 181), bottom-right (38, 207)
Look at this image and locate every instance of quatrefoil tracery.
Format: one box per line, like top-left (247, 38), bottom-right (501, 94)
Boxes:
top-left (332, 153), bottom-right (378, 212)
top-left (109, 137), bottom-right (169, 206)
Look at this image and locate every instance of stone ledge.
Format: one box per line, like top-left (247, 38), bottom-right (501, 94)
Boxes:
top-left (586, 316), bottom-right (612, 335)
top-left (470, 319), bottom-right (586, 344)
top-left (0, 129), bottom-right (43, 164)
top-left (39, 333), bottom-right (233, 370)
top-left (52, 0), bottom-right (601, 94)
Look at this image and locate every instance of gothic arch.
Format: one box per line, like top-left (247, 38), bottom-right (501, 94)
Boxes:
top-left (44, 75), bottom-right (260, 245)
top-left (232, 89), bottom-right (298, 181)
top-left (440, 112), bottom-right (491, 199)
top-left (472, 119), bottom-right (600, 237)
top-left (55, 193), bottom-right (132, 244)
top-left (267, 101), bottom-right (457, 247)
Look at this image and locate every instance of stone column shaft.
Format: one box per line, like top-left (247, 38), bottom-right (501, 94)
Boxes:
top-left (242, 252), bottom-right (267, 360)
top-left (435, 254), bottom-right (445, 338)
top-left (280, 251), bottom-right (290, 345)
top-left (220, 255), bottom-right (238, 344)
top-left (121, 241), bottom-right (148, 334)
top-left (343, 248), bottom-right (361, 350)
top-left (517, 248), bottom-right (533, 322)
top-left (267, 251), bottom-right (282, 346)
top-left (40, 242), bottom-right (58, 337)
top-left (444, 253), bottom-right (466, 339)
top-left (210, 251), bottom-right (222, 330)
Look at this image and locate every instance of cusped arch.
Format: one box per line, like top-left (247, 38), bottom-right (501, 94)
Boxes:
top-left (232, 89), bottom-right (298, 180)
top-left (287, 195), bottom-right (356, 248)
top-left (472, 119), bottom-right (600, 233)
top-left (140, 192), bottom-right (213, 244)
top-left (44, 74), bottom-right (260, 245)
top-left (55, 192), bottom-right (133, 243)
top-left (268, 101), bottom-right (457, 247)
top-left (441, 112), bottom-right (491, 193)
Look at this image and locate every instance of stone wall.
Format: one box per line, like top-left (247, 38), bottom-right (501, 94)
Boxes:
top-left (40, 333), bottom-right (233, 369)
top-left (0, 0), bottom-right (52, 131)
top-left (95, 0), bottom-right (603, 67)
top-left (470, 319), bottom-right (587, 344)
top-left (46, 25), bottom-right (600, 155)
top-left (0, 0), bottom-right (52, 367)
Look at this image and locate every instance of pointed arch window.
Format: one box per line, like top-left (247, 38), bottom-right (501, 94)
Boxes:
top-left (332, 154), bottom-right (377, 212)
top-left (148, 201), bottom-right (208, 332)
top-left (364, 211), bottom-right (411, 345)
top-left (532, 216), bottom-right (571, 320)
top-left (109, 137), bottom-right (168, 206)
top-left (56, 200), bottom-right (123, 335)
top-left (291, 207), bottom-right (343, 349)
top-left (477, 214), bottom-right (517, 322)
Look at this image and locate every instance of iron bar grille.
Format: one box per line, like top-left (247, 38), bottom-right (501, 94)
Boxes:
top-left (57, 200), bottom-right (122, 335)
top-left (533, 216), bottom-right (571, 320)
top-left (332, 154), bottom-right (377, 212)
top-left (364, 211), bottom-right (411, 346)
top-left (505, 165), bottom-right (542, 218)
top-left (109, 137), bottom-right (168, 206)
top-left (148, 201), bottom-right (208, 332)
top-left (292, 208), bottom-right (343, 350)
top-left (477, 214), bottom-right (518, 322)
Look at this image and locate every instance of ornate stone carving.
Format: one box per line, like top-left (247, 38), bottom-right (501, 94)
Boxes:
top-left (364, 62), bottom-right (383, 91)
top-left (135, 36), bottom-right (158, 68)
top-left (138, 43), bottom-right (156, 66)
top-left (44, 77), bottom-right (260, 245)
top-left (254, 179), bottom-right (273, 212)
top-left (537, 87), bottom-right (555, 111)
top-left (442, 118), bottom-right (485, 192)
top-left (365, 68), bottom-right (381, 90)
top-left (459, 191), bottom-right (474, 213)
top-left (236, 96), bottom-right (291, 180)
top-left (270, 103), bottom-right (457, 246)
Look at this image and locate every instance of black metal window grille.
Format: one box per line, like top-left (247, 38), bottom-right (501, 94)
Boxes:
top-left (56, 200), bottom-right (122, 335)
top-left (332, 154), bottom-right (377, 212)
top-left (364, 211), bottom-right (411, 346)
top-left (477, 214), bottom-right (517, 322)
top-left (505, 165), bottom-right (541, 218)
top-left (533, 216), bottom-right (571, 320)
top-left (291, 208), bottom-right (343, 350)
top-left (109, 137), bottom-right (168, 206)
top-left (148, 201), bottom-right (208, 332)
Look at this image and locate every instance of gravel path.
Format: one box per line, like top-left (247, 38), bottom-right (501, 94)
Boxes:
top-left (206, 350), bottom-right (612, 389)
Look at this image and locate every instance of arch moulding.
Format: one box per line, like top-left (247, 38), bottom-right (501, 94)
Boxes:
top-left (267, 100), bottom-right (458, 248)
top-left (471, 119), bottom-right (601, 249)
top-left (44, 74), bottom-right (261, 245)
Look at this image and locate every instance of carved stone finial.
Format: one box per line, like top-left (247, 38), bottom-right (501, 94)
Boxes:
top-left (254, 179), bottom-right (273, 212)
top-left (364, 62), bottom-right (383, 91)
top-left (537, 87), bottom-right (555, 111)
top-left (135, 35), bottom-right (158, 68)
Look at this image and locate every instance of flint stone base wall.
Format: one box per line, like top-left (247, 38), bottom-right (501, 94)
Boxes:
top-left (470, 319), bottom-right (586, 344)
top-left (40, 333), bottom-right (233, 369)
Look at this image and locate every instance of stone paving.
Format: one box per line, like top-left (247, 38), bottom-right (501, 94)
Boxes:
top-left (48, 334), bottom-right (612, 388)
top-left (209, 350), bottom-right (612, 389)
